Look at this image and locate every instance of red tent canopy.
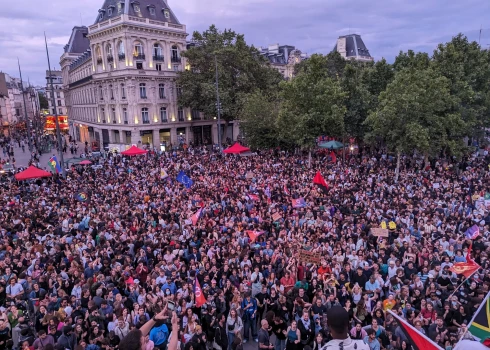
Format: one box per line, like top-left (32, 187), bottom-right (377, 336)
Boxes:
top-left (14, 166), bottom-right (52, 180)
top-left (223, 143), bottom-right (250, 154)
top-left (121, 145), bottom-right (148, 156)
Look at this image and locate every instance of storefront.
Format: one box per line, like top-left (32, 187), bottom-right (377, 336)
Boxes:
top-left (159, 129), bottom-right (171, 151)
top-left (176, 127), bottom-right (186, 145)
top-left (192, 125), bottom-right (212, 145)
top-left (140, 130), bottom-right (153, 147)
top-left (44, 115), bottom-right (69, 134)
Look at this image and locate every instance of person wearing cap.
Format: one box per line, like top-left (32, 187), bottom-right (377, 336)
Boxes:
top-left (323, 306), bottom-right (369, 349)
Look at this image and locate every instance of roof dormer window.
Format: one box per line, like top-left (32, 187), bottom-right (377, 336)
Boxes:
top-left (108, 8), bottom-right (113, 16)
top-left (163, 8), bottom-right (170, 19)
top-left (148, 5), bottom-right (156, 15)
top-left (132, 1), bottom-right (140, 12)
top-left (118, 2), bottom-right (124, 13)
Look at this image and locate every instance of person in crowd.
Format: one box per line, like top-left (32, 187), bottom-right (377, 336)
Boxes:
top-left (0, 141), bottom-right (487, 350)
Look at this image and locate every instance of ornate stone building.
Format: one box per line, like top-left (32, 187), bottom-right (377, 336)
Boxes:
top-left (259, 44), bottom-right (307, 79)
top-left (45, 70), bottom-right (66, 116)
top-left (61, 0), bottom-right (232, 150)
top-left (334, 34), bottom-right (373, 62)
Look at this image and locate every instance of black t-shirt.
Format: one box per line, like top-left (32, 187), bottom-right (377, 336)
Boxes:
top-left (311, 303), bottom-right (327, 316)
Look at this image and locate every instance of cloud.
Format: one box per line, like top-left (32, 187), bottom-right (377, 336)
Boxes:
top-left (1, 0), bottom-right (490, 85)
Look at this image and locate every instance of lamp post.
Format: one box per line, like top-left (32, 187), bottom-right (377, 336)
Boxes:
top-left (44, 32), bottom-right (66, 178)
top-left (214, 55), bottom-right (222, 152)
top-left (17, 59), bottom-right (33, 152)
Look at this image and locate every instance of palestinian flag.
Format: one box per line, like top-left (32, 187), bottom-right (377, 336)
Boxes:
top-left (313, 171), bottom-right (329, 194)
top-left (468, 291), bottom-right (490, 343)
top-left (388, 310), bottom-right (443, 350)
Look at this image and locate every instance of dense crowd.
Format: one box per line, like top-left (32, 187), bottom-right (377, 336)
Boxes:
top-left (0, 139), bottom-right (489, 350)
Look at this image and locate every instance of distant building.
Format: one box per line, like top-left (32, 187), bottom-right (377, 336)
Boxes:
top-left (259, 44), bottom-right (307, 79)
top-left (334, 34), bottom-right (373, 62)
top-left (0, 72), bottom-right (39, 135)
top-left (45, 70), bottom-right (66, 116)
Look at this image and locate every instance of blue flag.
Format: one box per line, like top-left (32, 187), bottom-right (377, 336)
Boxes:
top-left (176, 171), bottom-right (193, 188)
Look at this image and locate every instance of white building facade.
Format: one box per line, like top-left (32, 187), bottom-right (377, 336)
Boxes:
top-left (61, 0), bottom-right (236, 150)
top-left (46, 70), bottom-right (66, 116)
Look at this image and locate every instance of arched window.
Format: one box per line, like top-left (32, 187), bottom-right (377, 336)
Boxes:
top-left (153, 43), bottom-right (163, 61)
top-left (134, 42), bottom-right (144, 59)
top-left (141, 108), bottom-right (149, 124)
top-left (160, 107), bottom-right (167, 122)
top-left (96, 46), bottom-right (102, 65)
top-left (118, 41), bottom-right (125, 60)
top-left (171, 45), bottom-right (179, 62)
top-left (158, 84), bottom-right (165, 99)
top-left (139, 83), bottom-right (147, 99)
top-left (106, 44), bottom-right (113, 62)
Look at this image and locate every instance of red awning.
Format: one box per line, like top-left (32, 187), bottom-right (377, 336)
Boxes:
top-left (223, 143), bottom-right (250, 154)
top-left (14, 166), bottom-right (52, 180)
top-left (121, 146), bottom-right (148, 156)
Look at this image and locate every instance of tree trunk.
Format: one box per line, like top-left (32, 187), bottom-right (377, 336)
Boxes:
top-left (308, 149), bottom-right (312, 168)
top-left (395, 151), bottom-right (401, 183)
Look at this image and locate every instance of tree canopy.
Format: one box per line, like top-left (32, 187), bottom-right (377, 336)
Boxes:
top-left (177, 25), bottom-right (282, 122)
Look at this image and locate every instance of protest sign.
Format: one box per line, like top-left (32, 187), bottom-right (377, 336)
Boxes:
top-left (371, 228), bottom-right (389, 237)
top-left (299, 249), bottom-right (321, 265)
top-left (272, 212), bottom-right (282, 221)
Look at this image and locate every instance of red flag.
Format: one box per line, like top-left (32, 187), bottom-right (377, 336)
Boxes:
top-left (329, 151), bottom-right (337, 163)
top-left (246, 230), bottom-right (264, 242)
top-left (194, 279), bottom-right (206, 307)
top-left (313, 171), bottom-right (329, 194)
top-left (449, 261), bottom-right (480, 278)
top-left (248, 194), bottom-right (259, 201)
top-left (388, 310), bottom-right (443, 350)
top-left (449, 243), bottom-right (480, 278)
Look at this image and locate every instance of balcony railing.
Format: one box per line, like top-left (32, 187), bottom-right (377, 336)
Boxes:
top-left (118, 53), bottom-right (126, 61)
top-left (97, 58), bottom-right (103, 65)
top-left (171, 56), bottom-right (181, 63)
top-left (153, 55), bottom-right (164, 62)
top-left (161, 119), bottom-right (168, 123)
top-left (142, 120), bottom-right (150, 124)
top-left (134, 53), bottom-right (146, 60)
top-left (107, 55), bottom-right (114, 63)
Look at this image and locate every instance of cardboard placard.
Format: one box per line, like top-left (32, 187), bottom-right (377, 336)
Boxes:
top-left (272, 212), bottom-right (282, 221)
top-left (433, 183), bottom-right (440, 189)
top-left (299, 249), bottom-right (321, 265)
top-left (371, 228), bottom-right (389, 237)
top-left (246, 172), bottom-right (254, 179)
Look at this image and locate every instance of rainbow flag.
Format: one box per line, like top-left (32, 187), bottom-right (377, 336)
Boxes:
top-left (48, 156), bottom-right (61, 174)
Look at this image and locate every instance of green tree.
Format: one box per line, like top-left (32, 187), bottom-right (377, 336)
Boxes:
top-left (341, 61), bottom-right (374, 140)
top-left (432, 34), bottom-right (490, 138)
top-left (238, 91), bottom-right (285, 149)
top-left (393, 50), bottom-right (431, 72)
top-left (365, 67), bottom-right (464, 180)
top-left (177, 25), bottom-right (283, 123)
top-left (278, 55), bottom-right (347, 163)
top-left (38, 92), bottom-right (48, 109)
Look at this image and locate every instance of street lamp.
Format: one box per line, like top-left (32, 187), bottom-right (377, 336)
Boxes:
top-left (214, 55), bottom-right (222, 152)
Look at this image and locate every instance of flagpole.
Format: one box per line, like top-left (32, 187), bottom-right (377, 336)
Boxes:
top-left (447, 270), bottom-right (478, 300)
top-left (44, 32), bottom-right (66, 178)
top-left (17, 59), bottom-right (33, 152)
top-left (387, 310), bottom-right (444, 350)
top-left (459, 290), bottom-right (490, 345)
